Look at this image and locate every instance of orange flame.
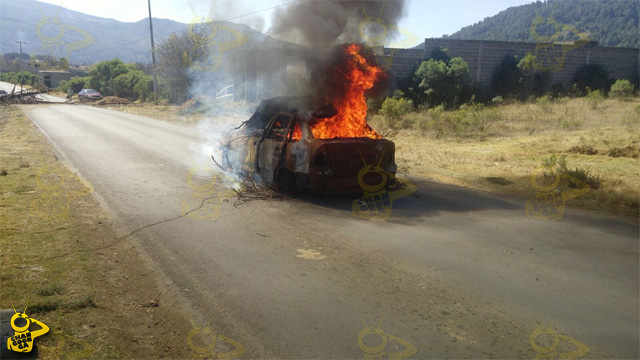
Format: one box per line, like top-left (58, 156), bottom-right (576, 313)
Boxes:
top-left (305, 44), bottom-right (383, 140)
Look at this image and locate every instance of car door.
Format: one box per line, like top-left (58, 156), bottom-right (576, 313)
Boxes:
top-left (256, 112), bottom-right (293, 184)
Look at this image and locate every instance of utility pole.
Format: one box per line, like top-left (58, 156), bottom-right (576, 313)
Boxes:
top-left (147, 0), bottom-right (158, 104)
top-left (15, 41), bottom-right (26, 91)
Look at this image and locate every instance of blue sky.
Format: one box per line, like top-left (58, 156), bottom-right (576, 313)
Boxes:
top-left (39, 0), bottom-right (535, 45)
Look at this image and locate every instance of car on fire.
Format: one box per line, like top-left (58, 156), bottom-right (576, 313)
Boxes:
top-left (220, 97), bottom-right (397, 195)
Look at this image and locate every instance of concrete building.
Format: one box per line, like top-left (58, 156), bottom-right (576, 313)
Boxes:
top-left (38, 70), bottom-right (71, 88)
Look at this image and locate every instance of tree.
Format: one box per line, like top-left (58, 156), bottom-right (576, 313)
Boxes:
top-left (113, 69), bottom-right (148, 101)
top-left (156, 25), bottom-right (214, 104)
top-left (59, 57), bottom-right (69, 70)
top-left (415, 57), bottom-right (473, 108)
top-left (88, 59), bottom-right (129, 96)
top-left (59, 76), bottom-right (89, 93)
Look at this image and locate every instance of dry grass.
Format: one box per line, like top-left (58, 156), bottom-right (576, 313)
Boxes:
top-left (371, 97), bottom-right (640, 219)
top-left (0, 105), bottom-right (119, 358)
top-left (0, 105), bottom-right (194, 359)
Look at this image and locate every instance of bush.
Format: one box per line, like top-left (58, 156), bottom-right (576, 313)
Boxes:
top-left (541, 154), bottom-right (601, 189)
top-left (0, 71), bottom-right (39, 86)
top-left (133, 75), bottom-right (153, 102)
top-left (366, 97), bottom-right (384, 115)
top-left (585, 88), bottom-right (605, 109)
top-left (57, 80), bottom-right (69, 92)
top-left (609, 79), bottom-right (635, 98)
top-left (422, 103), bottom-right (501, 139)
top-left (536, 94), bottom-right (552, 112)
top-left (559, 117), bottom-right (582, 130)
top-left (68, 76), bottom-right (88, 93)
top-left (380, 97), bottom-right (414, 129)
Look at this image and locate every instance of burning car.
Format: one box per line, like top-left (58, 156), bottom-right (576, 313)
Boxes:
top-left (219, 44), bottom-right (397, 195)
top-left (221, 97), bottom-right (396, 195)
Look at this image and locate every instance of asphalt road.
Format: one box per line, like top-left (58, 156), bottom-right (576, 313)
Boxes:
top-left (20, 103), bottom-right (639, 359)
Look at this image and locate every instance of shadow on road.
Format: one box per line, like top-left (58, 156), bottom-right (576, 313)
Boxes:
top-left (298, 177), bottom-right (521, 224)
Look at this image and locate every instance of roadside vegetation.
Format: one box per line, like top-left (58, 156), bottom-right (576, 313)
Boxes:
top-left (0, 105), bottom-right (192, 358)
top-left (358, 47), bottom-right (639, 219)
top-left (369, 96), bottom-right (639, 219)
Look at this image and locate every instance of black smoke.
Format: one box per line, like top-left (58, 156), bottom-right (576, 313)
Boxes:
top-left (269, 0), bottom-right (407, 47)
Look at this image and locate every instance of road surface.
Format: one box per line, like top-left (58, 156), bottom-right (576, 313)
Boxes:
top-left (20, 103), bottom-right (639, 359)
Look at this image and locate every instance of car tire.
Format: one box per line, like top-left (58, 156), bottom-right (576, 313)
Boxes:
top-left (277, 169), bottom-right (299, 197)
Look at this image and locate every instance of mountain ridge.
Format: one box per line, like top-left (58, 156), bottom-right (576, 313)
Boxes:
top-left (442, 0), bottom-right (638, 48)
top-left (0, 0), bottom-right (297, 64)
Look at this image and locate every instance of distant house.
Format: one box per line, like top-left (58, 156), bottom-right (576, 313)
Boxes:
top-left (38, 70), bottom-right (71, 88)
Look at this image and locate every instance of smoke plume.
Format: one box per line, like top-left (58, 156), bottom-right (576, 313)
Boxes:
top-left (269, 0), bottom-right (407, 47)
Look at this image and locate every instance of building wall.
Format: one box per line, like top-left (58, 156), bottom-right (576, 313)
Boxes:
top-left (388, 38), bottom-right (639, 90)
top-left (38, 71), bottom-right (71, 88)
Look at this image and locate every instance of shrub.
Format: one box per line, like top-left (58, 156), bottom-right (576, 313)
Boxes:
top-left (536, 94), bottom-right (552, 112)
top-left (67, 76), bottom-right (89, 93)
top-left (0, 71), bottom-right (39, 86)
top-left (380, 97), bottom-right (414, 129)
top-left (491, 96), bottom-right (504, 105)
top-left (422, 103), bottom-right (500, 139)
top-left (467, 104), bottom-right (501, 136)
top-left (585, 88), bottom-right (605, 109)
top-left (609, 79), bottom-right (635, 98)
top-left (57, 80), bottom-right (69, 92)
top-left (541, 154), bottom-right (601, 189)
top-left (559, 117), bottom-right (582, 130)
top-left (133, 75), bottom-right (153, 102)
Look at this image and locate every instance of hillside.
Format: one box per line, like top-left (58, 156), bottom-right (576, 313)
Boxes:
top-left (444, 0), bottom-right (638, 48)
top-left (0, 0), bottom-right (297, 64)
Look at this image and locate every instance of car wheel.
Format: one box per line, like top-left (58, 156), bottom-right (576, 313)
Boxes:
top-left (277, 169), bottom-right (298, 197)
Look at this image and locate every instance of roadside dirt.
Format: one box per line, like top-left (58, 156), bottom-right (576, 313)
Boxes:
top-left (1, 105), bottom-right (194, 359)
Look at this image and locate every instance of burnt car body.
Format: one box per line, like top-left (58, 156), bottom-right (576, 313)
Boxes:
top-left (222, 97), bottom-right (397, 195)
